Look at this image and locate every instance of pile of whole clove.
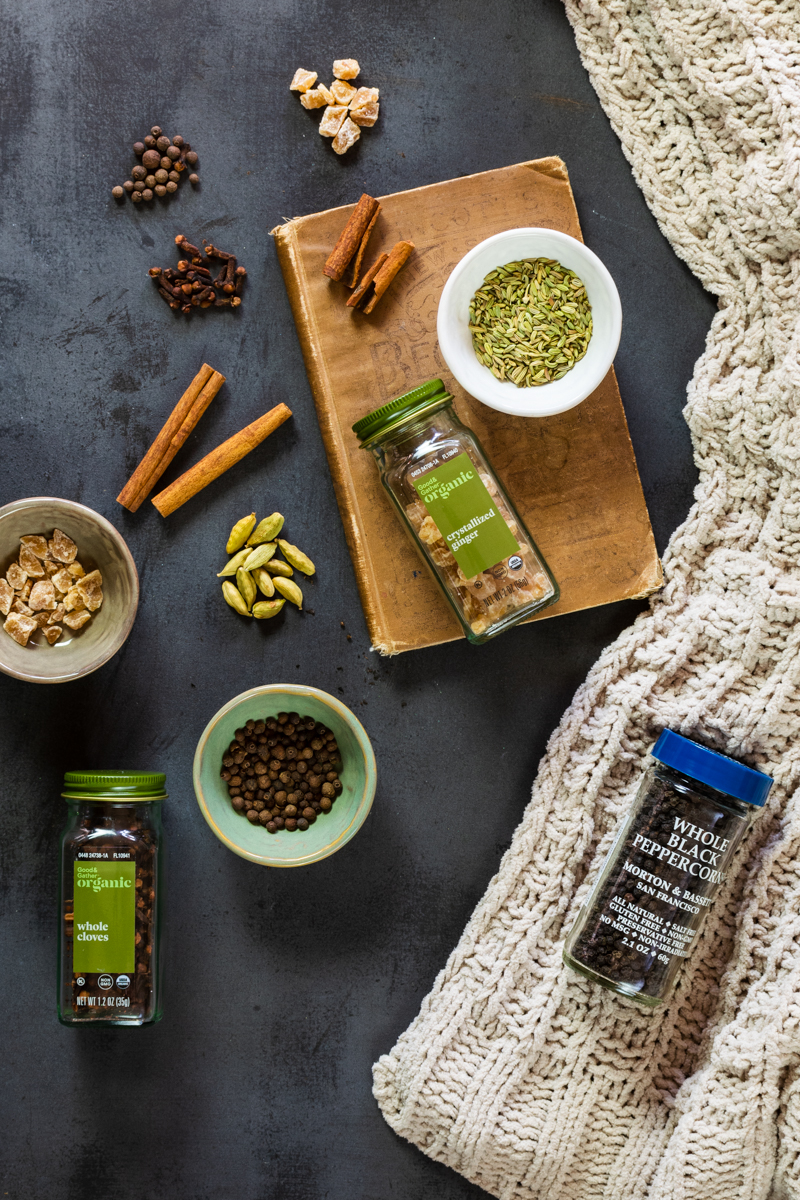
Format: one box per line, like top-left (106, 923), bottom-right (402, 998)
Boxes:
top-left (149, 235), bottom-right (247, 315)
top-left (112, 126), bottom-right (199, 204)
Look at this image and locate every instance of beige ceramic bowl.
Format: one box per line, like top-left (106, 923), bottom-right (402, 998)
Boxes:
top-left (0, 497), bottom-right (139, 684)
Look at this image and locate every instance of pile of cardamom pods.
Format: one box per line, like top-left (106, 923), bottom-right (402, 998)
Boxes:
top-left (217, 511), bottom-right (315, 620)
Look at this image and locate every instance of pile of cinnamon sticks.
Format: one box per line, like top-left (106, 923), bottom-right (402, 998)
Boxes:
top-left (149, 235), bottom-right (247, 315)
top-left (323, 194), bottom-right (413, 314)
top-left (117, 363), bottom-right (292, 517)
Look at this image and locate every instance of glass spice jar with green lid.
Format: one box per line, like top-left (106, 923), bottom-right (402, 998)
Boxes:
top-left (353, 379), bottom-right (559, 643)
top-left (57, 769), bottom-right (166, 1027)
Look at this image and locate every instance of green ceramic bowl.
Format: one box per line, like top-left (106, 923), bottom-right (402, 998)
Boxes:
top-left (193, 684), bottom-right (377, 867)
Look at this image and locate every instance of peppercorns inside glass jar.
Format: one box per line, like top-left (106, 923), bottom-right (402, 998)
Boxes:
top-left (563, 731), bottom-right (773, 1006)
top-left (57, 770), bottom-right (165, 1026)
top-left (353, 379), bottom-right (559, 644)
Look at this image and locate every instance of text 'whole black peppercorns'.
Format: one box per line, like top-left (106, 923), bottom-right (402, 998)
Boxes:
top-left (220, 714), bottom-right (343, 833)
top-left (563, 730), bottom-right (773, 1006)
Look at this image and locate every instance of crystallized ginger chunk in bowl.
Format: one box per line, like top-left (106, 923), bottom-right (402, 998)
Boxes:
top-left (0, 497), bottom-right (139, 684)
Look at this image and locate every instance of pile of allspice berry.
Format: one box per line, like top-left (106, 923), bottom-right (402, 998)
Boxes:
top-left (218, 511), bottom-right (315, 620)
top-left (112, 125), bottom-right (199, 204)
top-left (221, 714), bottom-right (343, 833)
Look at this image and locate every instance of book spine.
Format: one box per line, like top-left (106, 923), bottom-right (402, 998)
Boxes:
top-left (271, 221), bottom-right (399, 654)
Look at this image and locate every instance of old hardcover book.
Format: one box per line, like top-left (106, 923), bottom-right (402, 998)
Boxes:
top-left (271, 156), bottom-right (662, 655)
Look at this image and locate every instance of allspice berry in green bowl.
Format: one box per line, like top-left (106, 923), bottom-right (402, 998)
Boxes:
top-left (193, 684), bottom-right (376, 867)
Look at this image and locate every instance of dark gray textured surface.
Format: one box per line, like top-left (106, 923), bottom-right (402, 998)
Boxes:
top-left (0, 1), bottom-right (714, 1197)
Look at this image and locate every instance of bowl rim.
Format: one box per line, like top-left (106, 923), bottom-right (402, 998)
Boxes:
top-left (436, 226), bottom-right (622, 418)
top-left (193, 683), bottom-right (378, 868)
top-left (0, 496), bottom-right (140, 685)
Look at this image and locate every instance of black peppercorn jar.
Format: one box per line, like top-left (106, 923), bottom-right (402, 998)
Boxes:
top-left (57, 770), bottom-right (165, 1027)
top-left (563, 731), bottom-right (773, 1006)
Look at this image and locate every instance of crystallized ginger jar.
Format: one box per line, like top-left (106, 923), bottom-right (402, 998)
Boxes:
top-left (353, 379), bottom-right (559, 643)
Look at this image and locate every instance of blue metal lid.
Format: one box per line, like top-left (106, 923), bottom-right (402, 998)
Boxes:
top-left (652, 730), bottom-right (773, 807)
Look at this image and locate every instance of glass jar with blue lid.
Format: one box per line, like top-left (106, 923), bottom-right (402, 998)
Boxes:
top-left (563, 730), bottom-right (773, 1005)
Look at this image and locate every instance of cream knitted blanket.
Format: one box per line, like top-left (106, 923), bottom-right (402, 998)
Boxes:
top-left (372, 1), bottom-right (800, 1197)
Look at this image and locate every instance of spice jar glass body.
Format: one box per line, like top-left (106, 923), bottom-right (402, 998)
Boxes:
top-left (58, 771), bottom-right (165, 1027)
top-left (563, 731), bottom-right (772, 1006)
top-left (354, 380), bottom-right (559, 643)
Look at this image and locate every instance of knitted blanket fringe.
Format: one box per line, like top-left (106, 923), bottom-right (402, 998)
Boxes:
top-left (372, 1), bottom-right (800, 1197)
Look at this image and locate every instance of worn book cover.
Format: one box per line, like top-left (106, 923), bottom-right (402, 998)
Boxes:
top-left (271, 156), bottom-right (662, 654)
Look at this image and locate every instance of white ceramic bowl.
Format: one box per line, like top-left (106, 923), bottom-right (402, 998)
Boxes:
top-left (437, 228), bottom-right (622, 418)
top-left (0, 497), bottom-right (139, 684)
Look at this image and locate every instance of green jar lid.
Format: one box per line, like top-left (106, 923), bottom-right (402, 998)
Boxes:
top-left (352, 379), bottom-right (453, 446)
top-left (62, 770), bottom-right (167, 800)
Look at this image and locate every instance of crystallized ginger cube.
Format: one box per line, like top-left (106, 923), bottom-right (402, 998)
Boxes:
top-left (64, 609), bottom-right (91, 631)
top-left (289, 68), bottom-right (318, 92)
top-left (19, 535), bottom-right (49, 559)
top-left (76, 569), bottom-right (103, 612)
top-left (19, 545), bottom-right (45, 577)
top-left (12, 599), bottom-right (32, 615)
top-left (330, 79), bottom-right (357, 106)
top-left (68, 562), bottom-right (85, 578)
top-left (29, 580), bottom-right (57, 611)
top-left (63, 587), bottom-right (85, 613)
top-left (49, 604), bottom-right (66, 624)
top-left (0, 580), bottom-right (12, 617)
top-left (51, 568), bottom-right (73, 595)
top-left (4, 612), bottom-right (37, 646)
top-left (349, 87), bottom-right (380, 126)
top-left (6, 563), bottom-right (26, 590)
top-left (44, 624), bottom-right (63, 645)
top-left (50, 529), bottom-right (78, 563)
top-left (332, 116), bottom-right (361, 155)
top-left (332, 59), bottom-right (359, 80)
top-left (319, 105), bottom-right (348, 137)
top-left (317, 83), bottom-right (334, 105)
top-left (350, 99), bottom-right (379, 128)
top-left (300, 89), bottom-right (329, 110)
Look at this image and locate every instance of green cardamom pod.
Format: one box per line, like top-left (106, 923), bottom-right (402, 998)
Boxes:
top-left (276, 539), bottom-right (316, 576)
top-left (252, 599), bottom-right (286, 619)
top-left (216, 548), bottom-right (251, 577)
top-left (265, 559), bottom-right (293, 577)
top-left (222, 581), bottom-right (250, 616)
top-left (236, 568), bottom-right (257, 611)
top-left (226, 512), bottom-right (256, 554)
top-left (241, 543), bottom-right (277, 572)
top-left (273, 576), bottom-right (303, 609)
top-left (252, 567), bottom-right (275, 598)
top-left (246, 512), bottom-right (285, 545)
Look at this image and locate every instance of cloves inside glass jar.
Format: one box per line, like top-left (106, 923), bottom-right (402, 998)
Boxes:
top-left (563, 731), bottom-right (773, 1006)
top-left (58, 770), bottom-right (165, 1027)
top-left (353, 379), bottom-right (559, 643)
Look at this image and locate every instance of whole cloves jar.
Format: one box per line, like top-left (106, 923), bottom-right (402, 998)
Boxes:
top-left (563, 731), bottom-right (773, 1006)
top-left (353, 379), bottom-right (559, 643)
top-left (58, 770), bottom-right (165, 1026)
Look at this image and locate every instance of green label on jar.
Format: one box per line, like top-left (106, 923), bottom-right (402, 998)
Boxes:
top-left (413, 451), bottom-right (520, 579)
top-left (73, 861), bottom-right (135, 974)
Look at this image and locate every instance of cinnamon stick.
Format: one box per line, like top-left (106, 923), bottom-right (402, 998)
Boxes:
top-left (362, 241), bottom-right (415, 314)
top-left (116, 364), bottom-right (226, 512)
top-left (346, 253), bottom-right (388, 309)
top-left (323, 194), bottom-right (380, 281)
top-left (346, 203), bottom-right (381, 288)
top-left (151, 404), bottom-right (293, 517)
